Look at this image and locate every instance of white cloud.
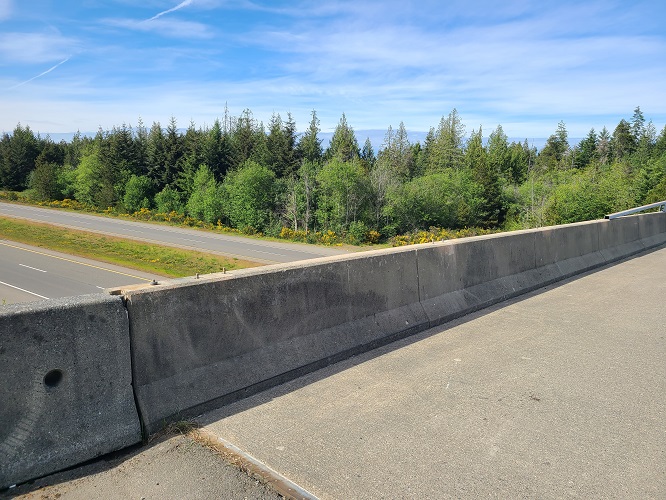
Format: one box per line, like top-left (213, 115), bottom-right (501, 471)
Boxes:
top-left (0, 32), bottom-right (78, 64)
top-left (103, 17), bottom-right (213, 39)
top-left (0, 0), bottom-right (11, 21)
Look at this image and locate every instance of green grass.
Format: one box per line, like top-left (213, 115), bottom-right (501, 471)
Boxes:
top-left (0, 216), bottom-right (260, 277)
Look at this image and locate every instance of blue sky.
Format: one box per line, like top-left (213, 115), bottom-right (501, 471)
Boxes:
top-left (1, 0), bottom-right (665, 143)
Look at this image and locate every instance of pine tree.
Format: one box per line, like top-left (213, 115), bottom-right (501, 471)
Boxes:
top-left (326, 113), bottom-right (359, 161)
top-left (297, 110), bottom-right (323, 163)
top-left (163, 116), bottom-right (183, 188)
top-left (575, 128), bottom-right (598, 168)
top-left (487, 125), bottom-right (510, 181)
top-left (0, 124), bottom-right (40, 190)
top-left (596, 127), bottom-right (611, 165)
top-left (466, 127), bottom-right (504, 227)
top-left (204, 118), bottom-right (235, 181)
top-left (611, 119), bottom-right (635, 160)
top-left (147, 122), bottom-right (167, 189)
top-left (428, 109), bottom-right (466, 172)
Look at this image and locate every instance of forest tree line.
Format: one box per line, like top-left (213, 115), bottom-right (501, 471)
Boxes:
top-left (1, 106), bottom-right (665, 243)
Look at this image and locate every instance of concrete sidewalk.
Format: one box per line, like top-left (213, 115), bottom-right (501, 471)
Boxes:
top-left (200, 246), bottom-right (666, 499)
top-left (5, 246), bottom-right (665, 499)
top-left (2, 432), bottom-right (281, 499)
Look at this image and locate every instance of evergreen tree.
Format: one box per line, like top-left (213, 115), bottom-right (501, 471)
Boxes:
top-left (415, 127), bottom-right (436, 177)
top-left (634, 120), bottom-right (656, 166)
top-left (147, 122), bottom-right (167, 189)
top-left (176, 120), bottom-right (204, 196)
top-left (0, 124), bottom-right (40, 190)
top-left (297, 110), bottom-right (323, 163)
top-left (596, 127), bottom-right (611, 165)
top-left (134, 119), bottom-right (149, 176)
top-left (428, 109), bottom-right (466, 172)
top-left (64, 131), bottom-right (85, 168)
top-left (653, 125), bottom-right (666, 159)
top-left (538, 121), bottom-right (569, 170)
top-left (370, 123), bottom-right (412, 229)
top-left (466, 127), bottom-right (504, 227)
top-left (265, 113), bottom-right (297, 177)
top-left (74, 137), bottom-right (116, 208)
top-left (487, 125), bottom-right (510, 181)
top-left (631, 106), bottom-right (645, 142)
top-left (575, 128), bottom-right (598, 168)
top-left (231, 109), bottom-right (260, 167)
top-left (163, 116), bottom-right (183, 187)
top-left (506, 141), bottom-right (530, 184)
top-left (360, 138), bottom-right (375, 169)
top-left (611, 119), bottom-right (635, 160)
top-left (204, 118), bottom-right (235, 181)
top-left (326, 113), bottom-right (359, 161)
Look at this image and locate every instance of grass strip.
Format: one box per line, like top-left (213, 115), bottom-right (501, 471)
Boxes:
top-left (0, 216), bottom-right (260, 277)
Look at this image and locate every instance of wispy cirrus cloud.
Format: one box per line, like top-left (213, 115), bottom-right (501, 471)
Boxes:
top-left (8, 56), bottom-right (71, 89)
top-left (145, 0), bottom-right (194, 22)
top-left (102, 17), bottom-right (213, 39)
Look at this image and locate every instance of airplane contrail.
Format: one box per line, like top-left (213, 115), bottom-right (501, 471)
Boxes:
top-left (145, 0), bottom-right (194, 22)
top-left (9, 56), bottom-right (71, 90)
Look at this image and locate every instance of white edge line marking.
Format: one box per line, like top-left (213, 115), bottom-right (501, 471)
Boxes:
top-left (19, 264), bottom-right (47, 273)
top-left (0, 281), bottom-right (49, 299)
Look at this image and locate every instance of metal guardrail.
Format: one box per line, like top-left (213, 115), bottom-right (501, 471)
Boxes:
top-left (605, 201), bottom-right (666, 220)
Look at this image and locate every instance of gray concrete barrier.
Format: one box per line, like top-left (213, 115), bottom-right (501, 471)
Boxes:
top-left (125, 248), bottom-right (428, 434)
top-left (125, 213), bottom-right (666, 435)
top-left (0, 294), bottom-right (142, 488)
top-left (2, 213), bottom-right (665, 486)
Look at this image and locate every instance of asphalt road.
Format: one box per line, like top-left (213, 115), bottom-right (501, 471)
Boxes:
top-left (0, 202), bottom-right (348, 264)
top-left (0, 240), bottom-right (158, 304)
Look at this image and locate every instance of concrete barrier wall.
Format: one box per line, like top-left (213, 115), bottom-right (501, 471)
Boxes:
top-left (125, 212), bottom-right (666, 434)
top-left (125, 248), bottom-right (428, 434)
top-left (0, 294), bottom-right (142, 488)
top-left (2, 212), bottom-right (665, 486)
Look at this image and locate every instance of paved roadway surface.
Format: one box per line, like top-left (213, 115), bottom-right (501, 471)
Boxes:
top-left (0, 240), bottom-right (158, 304)
top-left (5, 246), bottom-right (665, 499)
top-left (0, 202), bottom-right (348, 264)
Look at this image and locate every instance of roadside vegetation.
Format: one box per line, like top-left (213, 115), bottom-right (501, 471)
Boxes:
top-left (1, 106), bottom-right (664, 246)
top-left (0, 217), bottom-right (258, 277)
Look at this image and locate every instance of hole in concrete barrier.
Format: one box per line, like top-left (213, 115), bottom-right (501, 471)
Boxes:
top-left (44, 369), bottom-right (63, 388)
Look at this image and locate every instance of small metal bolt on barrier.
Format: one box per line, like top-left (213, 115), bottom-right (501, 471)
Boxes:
top-left (605, 200), bottom-right (666, 220)
top-left (195, 273), bottom-right (200, 279)
top-left (151, 279), bottom-right (158, 285)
